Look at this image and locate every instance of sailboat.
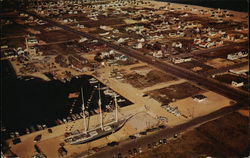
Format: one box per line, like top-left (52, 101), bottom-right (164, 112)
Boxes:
top-left (64, 84), bottom-right (127, 145)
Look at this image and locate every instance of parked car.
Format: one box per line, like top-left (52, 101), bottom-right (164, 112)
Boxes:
top-left (147, 144), bottom-right (152, 149)
top-left (117, 153), bottom-right (122, 158)
top-left (138, 147), bottom-right (143, 153)
top-left (163, 138), bottom-right (167, 144)
top-left (129, 135), bottom-right (136, 139)
top-left (152, 142), bottom-right (158, 148)
top-left (139, 131), bottom-right (147, 135)
top-left (108, 141), bottom-right (119, 147)
top-left (174, 134), bottom-right (178, 139)
top-left (92, 147), bottom-right (100, 152)
top-left (159, 125), bottom-right (166, 129)
top-left (128, 150), bottom-right (132, 155)
top-left (133, 148), bottom-right (138, 154)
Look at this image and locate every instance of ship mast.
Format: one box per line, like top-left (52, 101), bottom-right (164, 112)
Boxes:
top-left (114, 95), bottom-right (118, 122)
top-left (81, 87), bottom-right (87, 134)
top-left (98, 84), bottom-right (103, 130)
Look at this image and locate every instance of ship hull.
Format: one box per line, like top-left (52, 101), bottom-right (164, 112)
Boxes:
top-left (65, 119), bottom-right (126, 145)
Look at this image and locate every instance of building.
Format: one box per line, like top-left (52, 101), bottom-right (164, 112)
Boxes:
top-left (231, 81), bottom-right (244, 87)
top-left (227, 51), bottom-right (248, 60)
top-left (172, 57), bottom-right (191, 64)
top-left (192, 94), bottom-right (207, 102)
top-left (153, 50), bottom-right (163, 58)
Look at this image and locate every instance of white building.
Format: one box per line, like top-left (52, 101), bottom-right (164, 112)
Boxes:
top-left (231, 81), bottom-right (244, 87)
top-left (192, 95), bottom-right (207, 102)
top-left (227, 51), bottom-right (248, 60)
top-left (172, 57), bottom-right (191, 64)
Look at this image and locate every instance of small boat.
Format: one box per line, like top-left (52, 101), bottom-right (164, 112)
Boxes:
top-left (71, 114), bottom-right (77, 121)
top-left (117, 98), bottom-right (126, 103)
top-left (26, 128), bottom-right (30, 134)
top-left (58, 119), bottom-right (63, 124)
top-left (66, 77), bottom-right (71, 82)
top-left (10, 132), bottom-right (15, 138)
top-left (89, 78), bottom-right (98, 84)
top-left (67, 116), bottom-right (72, 122)
top-left (17, 76), bottom-right (23, 79)
top-left (76, 114), bottom-right (81, 119)
top-left (103, 89), bottom-right (114, 96)
top-left (55, 120), bottom-right (60, 125)
top-left (36, 124), bottom-right (43, 130)
top-left (84, 111), bottom-right (89, 117)
top-left (80, 112), bottom-right (84, 118)
top-left (42, 124), bottom-right (47, 129)
top-left (30, 126), bottom-right (36, 132)
top-left (1, 127), bottom-right (7, 132)
top-left (106, 105), bottom-right (112, 111)
top-left (63, 118), bottom-right (67, 123)
top-left (15, 131), bottom-right (20, 137)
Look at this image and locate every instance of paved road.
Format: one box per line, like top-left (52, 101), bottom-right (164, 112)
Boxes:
top-left (169, 41), bottom-right (248, 59)
top-left (24, 10), bottom-right (249, 104)
top-left (81, 103), bottom-right (243, 158)
top-left (202, 61), bottom-right (248, 76)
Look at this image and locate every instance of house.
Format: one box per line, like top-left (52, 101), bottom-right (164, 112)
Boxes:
top-left (227, 51), bottom-right (248, 60)
top-left (208, 31), bottom-right (217, 36)
top-left (27, 38), bottom-right (38, 45)
top-left (231, 81), bottom-right (244, 87)
top-left (133, 43), bottom-right (143, 49)
top-left (153, 50), bottom-right (163, 58)
top-left (99, 32), bottom-right (109, 36)
top-left (1, 45), bottom-right (8, 49)
top-left (29, 47), bottom-right (37, 56)
top-left (169, 32), bottom-right (177, 37)
top-left (199, 42), bottom-right (208, 48)
top-left (138, 38), bottom-right (145, 42)
top-left (172, 57), bottom-right (191, 64)
top-left (192, 94), bottom-right (207, 102)
top-left (216, 40), bottom-right (224, 46)
top-left (176, 31), bottom-right (185, 37)
top-left (225, 34), bottom-right (235, 41)
top-left (207, 41), bottom-right (215, 48)
top-left (77, 24), bottom-right (85, 29)
top-left (117, 38), bottom-right (128, 43)
top-left (218, 30), bottom-right (226, 34)
top-left (172, 42), bottom-right (182, 48)
top-left (194, 38), bottom-right (202, 44)
top-left (78, 37), bottom-right (88, 43)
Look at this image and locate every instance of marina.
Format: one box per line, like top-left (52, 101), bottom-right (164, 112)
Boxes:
top-left (1, 0), bottom-right (248, 157)
top-left (1, 60), bottom-right (132, 140)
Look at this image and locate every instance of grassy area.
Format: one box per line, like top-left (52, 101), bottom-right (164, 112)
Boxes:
top-left (135, 112), bottom-right (249, 158)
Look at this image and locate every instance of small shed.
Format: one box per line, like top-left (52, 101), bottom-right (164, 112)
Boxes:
top-left (192, 94), bottom-right (207, 102)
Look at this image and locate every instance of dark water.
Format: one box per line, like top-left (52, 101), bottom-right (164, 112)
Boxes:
top-left (1, 60), bottom-right (132, 138)
top-left (157, 0), bottom-right (249, 12)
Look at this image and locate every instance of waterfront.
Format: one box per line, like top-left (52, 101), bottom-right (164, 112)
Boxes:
top-left (1, 60), bottom-right (132, 138)
top-left (1, 0), bottom-right (248, 157)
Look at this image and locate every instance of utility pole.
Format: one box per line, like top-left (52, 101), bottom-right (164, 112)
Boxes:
top-left (81, 87), bottom-right (87, 134)
top-left (114, 94), bottom-right (118, 122)
top-left (98, 84), bottom-right (103, 130)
